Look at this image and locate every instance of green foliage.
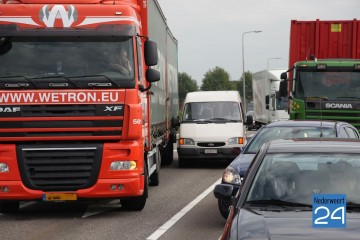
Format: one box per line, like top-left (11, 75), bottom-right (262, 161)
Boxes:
top-left (200, 66), bottom-right (236, 91)
top-left (234, 71), bottom-right (253, 102)
top-left (178, 72), bottom-right (198, 102)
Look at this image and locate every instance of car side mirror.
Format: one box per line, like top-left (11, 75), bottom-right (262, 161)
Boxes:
top-left (214, 184), bottom-right (234, 199)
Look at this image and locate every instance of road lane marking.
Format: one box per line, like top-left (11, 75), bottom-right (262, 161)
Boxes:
top-left (146, 177), bottom-right (222, 240)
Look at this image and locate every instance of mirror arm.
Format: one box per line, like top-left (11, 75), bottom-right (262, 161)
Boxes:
top-left (139, 82), bottom-right (152, 92)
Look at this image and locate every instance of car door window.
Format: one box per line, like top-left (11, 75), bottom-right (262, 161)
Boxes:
top-left (345, 127), bottom-right (359, 139)
top-left (339, 127), bottom-right (349, 138)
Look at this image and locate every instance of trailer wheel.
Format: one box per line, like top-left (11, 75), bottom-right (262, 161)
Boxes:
top-left (121, 165), bottom-right (148, 211)
top-left (0, 201), bottom-right (20, 214)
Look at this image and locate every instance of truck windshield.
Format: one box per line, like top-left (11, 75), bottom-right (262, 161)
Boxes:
top-left (296, 71), bottom-right (360, 99)
top-left (0, 36), bottom-right (135, 88)
top-left (182, 101), bottom-right (242, 122)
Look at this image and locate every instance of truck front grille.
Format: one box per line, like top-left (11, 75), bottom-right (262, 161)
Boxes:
top-left (197, 142), bottom-right (225, 147)
top-left (17, 143), bottom-right (103, 191)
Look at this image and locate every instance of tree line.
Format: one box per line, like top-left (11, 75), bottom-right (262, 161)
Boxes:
top-left (178, 66), bottom-right (253, 106)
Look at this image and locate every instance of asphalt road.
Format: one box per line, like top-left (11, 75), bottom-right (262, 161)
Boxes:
top-left (0, 144), bottom-right (240, 240)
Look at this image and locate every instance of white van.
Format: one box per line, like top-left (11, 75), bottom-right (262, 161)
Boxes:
top-left (177, 91), bottom-right (246, 167)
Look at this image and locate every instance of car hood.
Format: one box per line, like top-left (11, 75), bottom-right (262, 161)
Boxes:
top-left (229, 153), bottom-right (256, 176)
top-left (233, 208), bottom-right (360, 240)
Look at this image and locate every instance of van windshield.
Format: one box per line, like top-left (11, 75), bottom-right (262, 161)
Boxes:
top-left (182, 101), bottom-right (242, 122)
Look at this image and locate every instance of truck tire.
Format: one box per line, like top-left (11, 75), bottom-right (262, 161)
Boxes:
top-left (149, 147), bottom-right (160, 186)
top-left (161, 141), bottom-right (174, 165)
top-left (121, 165), bottom-right (148, 211)
top-left (0, 201), bottom-right (20, 214)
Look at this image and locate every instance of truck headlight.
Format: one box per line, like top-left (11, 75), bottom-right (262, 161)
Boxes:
top-left (110, 161), bottom-right (136, 170)
top-left (0, 163), bottom-right (9, 173)
top-left (228, 137), bottom-right (243, 145)
top-left (222, 166), bottom-right (241, 185)
top-left (179, 138), bottom-right (195, 145)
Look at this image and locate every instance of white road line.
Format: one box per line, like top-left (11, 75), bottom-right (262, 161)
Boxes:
top-left (146, 177), bottom-right (222, 240)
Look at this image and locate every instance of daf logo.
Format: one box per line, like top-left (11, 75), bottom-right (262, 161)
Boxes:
top-left (208, 143), bottom-right (215, 147)
top-left (104, 106), bottom-right (123, 112)
top-left (325, 103), bottom-right (353, 109)
top-left (0, 107), bottom-right (20, 113)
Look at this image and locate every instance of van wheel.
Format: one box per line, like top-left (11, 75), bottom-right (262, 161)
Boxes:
top-left (178, 157), bottom-right (189, 168)
top-left (0, 202), bottom-right (20, 214)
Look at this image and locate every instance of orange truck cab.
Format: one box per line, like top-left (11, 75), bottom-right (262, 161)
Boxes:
top-left (0, 0), bottom-right (178, 213)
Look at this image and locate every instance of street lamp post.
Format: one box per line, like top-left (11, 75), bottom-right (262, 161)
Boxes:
top-left (242, 30), bottom-right (262, 113)
top-left (267, 57), bottom-right (281, 70)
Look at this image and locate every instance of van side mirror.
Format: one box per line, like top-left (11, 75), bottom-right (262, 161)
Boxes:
top-left (246, 114), bottom-right (253, 125)
top-left (144, 40), bottom-right (158, 66)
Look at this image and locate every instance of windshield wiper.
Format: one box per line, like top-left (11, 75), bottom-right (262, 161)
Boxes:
top-left (246, 199), bottom-right (312, 208)
top-left (69, 74), bottom-right (120, 88)
top-left (336, 97), bottom-right (360, 100)
top-left (346, 202), bottom-right (360, 212)
top-left (30, 75), bottom-right (81, 88)
top-left (0, 75), bottom-right (39, 88)
top-left (209, 118), bottom-right (240, 122)
top-left (305, 96), bottom-right (328, 100)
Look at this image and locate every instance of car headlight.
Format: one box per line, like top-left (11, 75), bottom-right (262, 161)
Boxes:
top-left (179, 138), bottom-right (195, 145)
top-left (228, 137), bottom-right (244, 145)
top-left (222, 166), bottom-right (242, 185)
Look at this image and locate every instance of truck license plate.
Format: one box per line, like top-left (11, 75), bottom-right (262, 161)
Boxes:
top-left (43, 193), bottom-right (77, 201)
top-left (205, 149), bottom-right (217, 154)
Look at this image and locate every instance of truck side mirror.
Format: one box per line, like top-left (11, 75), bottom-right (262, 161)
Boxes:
top-left (265, 95), bottom-right (270, 110)
top-left (279, 80), bottom-right (288, 97)
top-left (146, 68), bottom-right (160, 82)
top-left (279, 72), bottom-right (288, 97)
top-left (144, 40), bottom-right (158, 66)
top-left (246, 114), bottom-right (253, 125)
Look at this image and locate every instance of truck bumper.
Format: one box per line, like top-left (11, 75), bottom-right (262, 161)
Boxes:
top-left (177, 147), bottom-right (241, 161)
top-left (0, 176), bottom-right (144, 201)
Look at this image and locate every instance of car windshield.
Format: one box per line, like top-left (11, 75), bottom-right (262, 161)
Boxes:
top-left (246, 153), bottom-right (360, 206)
top-left (182, 101), bottom-right (242, 122)
top-left (246, 126), bottom-right (336, 154)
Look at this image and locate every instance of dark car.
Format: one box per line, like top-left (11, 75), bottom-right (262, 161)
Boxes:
top-left (215, 138), bottom-right (360, 240)
top-left (217, 120), bottom-right (360, 218)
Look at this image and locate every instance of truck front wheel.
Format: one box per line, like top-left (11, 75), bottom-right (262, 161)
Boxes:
top-left (0, 201), bottom-right (20, 214)
top-left (121, 166), bottom-right (148, 211)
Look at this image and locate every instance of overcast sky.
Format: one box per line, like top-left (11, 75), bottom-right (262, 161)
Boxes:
top-left (156, 0), bottom-right (359, 84)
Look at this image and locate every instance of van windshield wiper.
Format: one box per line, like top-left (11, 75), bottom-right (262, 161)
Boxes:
top-left (209, 118), bottom-right (240, 122)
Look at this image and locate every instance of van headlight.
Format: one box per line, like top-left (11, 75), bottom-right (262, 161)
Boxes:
top-left (222, 166), bottom-right (242, 185)
top-left (228, 137), bottom-right (244, 145)
top-left (179, 138), bottom-right (195, 145)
